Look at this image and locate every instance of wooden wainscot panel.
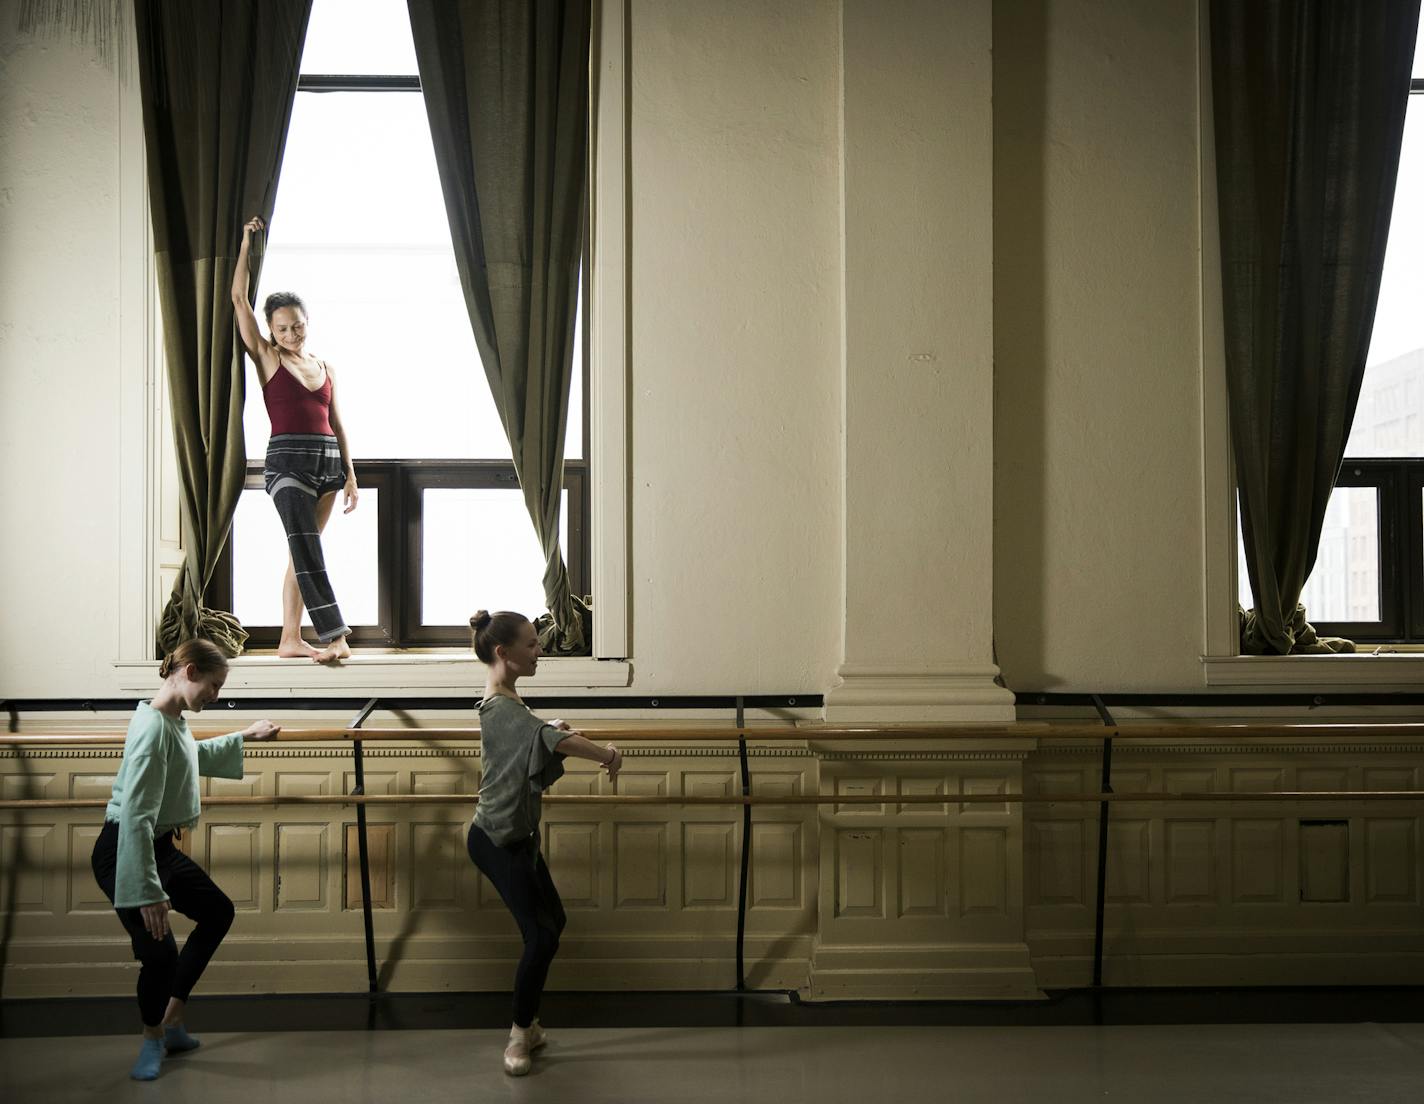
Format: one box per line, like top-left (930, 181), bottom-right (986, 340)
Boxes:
top-left (1106, 819), bottom-right (1151, 904)
top-left (1365, 819), bottom-right (1418, 904)
top-left (834, 828), bottom-right (883, 919)
top-left (895, 827), bottom-right (946, 918)
top-left (1029, 820), bottom-right (1084, 906)
top-left (547, 822), bottom-right (600, 908)
top-left (207, 823), bottom-right (261, 911)
top-left (410, 822), bottom-right (465, 911)
top-left (343, 823), bottom-right (396, 910)
top-left (959, 827), bottom-right (1008, 917)
top-left (2, 824), bottom-right (56, 914)
top-left (750, 822), bottom-right (802, 909)
top-left (682, 822), bottom-right (735, 908)
top-left (274, 823), bottom-right (329, 911)
top-left (1164, 819), bottom-right (1216, 904)
top-left (613, 823), bottom-right (667, 909)
top-left (1231, 819), bottom-right (1285, 904)
top-left (67, 824), bottom-right (109, 914)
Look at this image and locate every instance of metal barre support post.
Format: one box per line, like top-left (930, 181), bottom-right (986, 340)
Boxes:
top-left (735, 696), bottom-right (750, 993)
top-left (1090, 696), bottom-right (1114, 990)
top-left (350, 699), bottom-right (380, 995)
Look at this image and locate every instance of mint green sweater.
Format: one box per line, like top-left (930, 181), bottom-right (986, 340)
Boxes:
top-left (105, 702), bottom-right (246, 907)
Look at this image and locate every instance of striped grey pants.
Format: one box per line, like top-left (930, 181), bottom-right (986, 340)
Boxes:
top-left (264, 434), bottom-right (350, 643)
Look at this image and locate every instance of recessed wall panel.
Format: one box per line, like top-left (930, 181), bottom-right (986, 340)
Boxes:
top-left (1231, 819), bottom-right (1284, 903)
top-left (1365, 818), bottom-right (1417, 903)
top-left (959, 827), bottom-right (1007, 916)
top-left (750, 822), bottom-right (802, 909)
top-left (1030, 821), bottom-right (1083, 906)
top-left (411, 822), bottom-right (464, 910)
top-left (895, 827), bottom-right (945, 917)
top-left (614, 824), bottom-right (667, 908)
top-left (207, 823), bottom-right (260, 910)
top-left (1165, 819), bottom-right (1215, 903)
top-left (548, 822), bottom-right (599, 908)
top-left (274, 823), bottom-right (328, 911)
top-left (2, 825), bottom-right (55, 913)
top-left (834, 828), bottom-right (883, 918)
top-left (682, 823), bottom-right (735, 908)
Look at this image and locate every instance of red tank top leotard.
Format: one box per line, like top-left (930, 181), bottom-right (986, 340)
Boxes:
top-left (263, 361), bottom-right (335, 437)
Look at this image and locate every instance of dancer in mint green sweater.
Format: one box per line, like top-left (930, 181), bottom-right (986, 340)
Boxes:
top-left (91, 639), bottom-right (279, 1081)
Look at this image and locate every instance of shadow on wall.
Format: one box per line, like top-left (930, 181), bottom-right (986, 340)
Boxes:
top-left (993, 0), bottom-right (1053, 689)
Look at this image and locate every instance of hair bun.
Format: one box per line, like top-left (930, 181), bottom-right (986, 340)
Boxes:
top-left (470, 610), bottom-right (492, 630)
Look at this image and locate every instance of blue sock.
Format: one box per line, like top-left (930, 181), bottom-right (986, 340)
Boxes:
top-left (164, 1024), bottom-right (201, 1054)
top-left (130, 1037), bottom-right (165, 1081)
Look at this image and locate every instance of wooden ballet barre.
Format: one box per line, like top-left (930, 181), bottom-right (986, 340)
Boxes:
top-left (4, 790), bottom-right (1424, 811)
top-left (4, 720), bottom-right (1424, 745)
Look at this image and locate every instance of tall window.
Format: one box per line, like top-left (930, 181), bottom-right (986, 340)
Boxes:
top-left (219, 0), bottom-right (589, 649)
top-left (1236, 23), bottom-right (1424, 643)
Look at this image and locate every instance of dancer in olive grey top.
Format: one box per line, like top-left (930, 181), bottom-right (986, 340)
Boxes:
top-left (466, 610), bottom-right (623, 1077)
top-left (91, 639), bottom-right (279, 1081)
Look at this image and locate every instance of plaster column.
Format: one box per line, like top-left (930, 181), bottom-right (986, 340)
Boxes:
top-left (827, 0), bottom-right (1013, 722)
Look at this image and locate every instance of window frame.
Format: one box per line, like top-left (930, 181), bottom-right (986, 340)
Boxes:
top-left (1303, 460), bottom-right (1424, 644)
top-left (1200, 15), bottom-right (1424, 679)
top-left (116, 0), bottom-right (629, 682)
top-left (208, 65), bottom-right (593, 651)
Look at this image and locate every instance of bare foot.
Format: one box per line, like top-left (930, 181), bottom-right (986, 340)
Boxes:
top-left (276, 637), bottom-right (320, 659)
top-left (312, 635), bottom-right (351, 664)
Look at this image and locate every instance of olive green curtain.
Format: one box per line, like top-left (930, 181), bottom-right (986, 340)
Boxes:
top-left (1210, 0), bottom-right (1419, 654)
top-left (407, 0), bottom-right (592, 655)
top-left (135, 0), bottom-right (311, 657)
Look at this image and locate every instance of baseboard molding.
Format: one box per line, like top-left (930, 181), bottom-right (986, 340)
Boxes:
top-left (0, 932), bottom-right (813, 999)
top-left (806, 941), bottom-right (1043, 1000)
top-left (1033, 952), bottom-right (1424, 989)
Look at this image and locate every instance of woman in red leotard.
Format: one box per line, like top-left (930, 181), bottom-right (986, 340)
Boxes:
top-left (230, 215), bottom-right (357, 663)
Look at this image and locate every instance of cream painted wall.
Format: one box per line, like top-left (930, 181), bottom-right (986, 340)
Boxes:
top-left (0, 29), bottom-right (126, 696)
top-left (993, 0), bottom-right (1206, 692)
top-left (626, 0), bottom-right (843, 693)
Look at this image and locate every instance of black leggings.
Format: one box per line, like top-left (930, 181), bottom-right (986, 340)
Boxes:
top-left (466, 824), bottom-right (567, 1028)
top-left (91, 820), bottom-right (235, 1027)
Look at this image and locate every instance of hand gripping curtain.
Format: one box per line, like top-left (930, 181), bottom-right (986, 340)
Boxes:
top-left (1210, 0), bottom-right (1420, 654)
top-left (408, 0), bottom-right (592, 655)
top-left (136, 0), bottom-right (311, 657)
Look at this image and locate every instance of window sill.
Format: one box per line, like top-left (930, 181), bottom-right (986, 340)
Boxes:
top-left (1201, 652), bottom-right (1424, 688)
top-left (114, 654), bottom-right (632, 695)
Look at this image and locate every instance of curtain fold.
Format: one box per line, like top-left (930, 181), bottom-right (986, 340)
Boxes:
top-left (408, 0), bottom-right (592, 655)
top-left (1210, 0), bottom-right (1420, 654)
top-left (135, 0), bottom-right (311, 657)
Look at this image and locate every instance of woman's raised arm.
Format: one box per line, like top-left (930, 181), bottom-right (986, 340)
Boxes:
top-left (231, 217), bottom-right (273, 370)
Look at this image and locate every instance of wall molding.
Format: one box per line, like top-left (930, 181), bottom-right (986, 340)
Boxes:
top-left (825, 669), bottom-right (1017, 724)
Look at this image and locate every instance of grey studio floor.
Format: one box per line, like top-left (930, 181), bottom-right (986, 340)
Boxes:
top-left (4, 992), bottom-right (1424, 1104)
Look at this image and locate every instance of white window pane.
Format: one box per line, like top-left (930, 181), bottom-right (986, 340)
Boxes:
top-left (1235, 488), bottom-right (1381, 622)
top-left (421, 489), bottom-right (569, 625)
top-left (247, 92), bottom-right (510, 460)
top-left (567, 274), bottom-right (584, 460)
top-left (300, 0), bottom-right (418, 75)
top-left (232, 487), bottom-right (380, 629)
top-left (1414, 17), bottom-right (1424, 80)
top-left (1352, 98), bottom-right (1424, 458)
